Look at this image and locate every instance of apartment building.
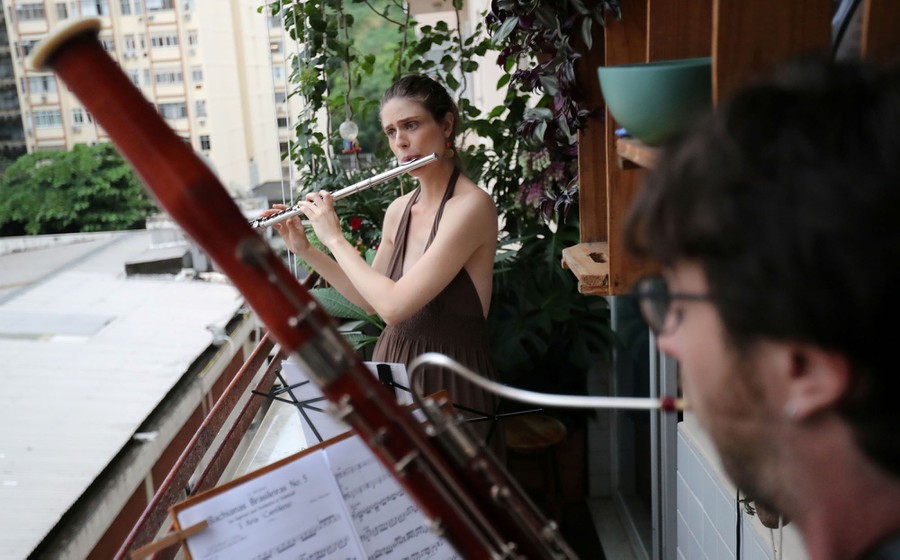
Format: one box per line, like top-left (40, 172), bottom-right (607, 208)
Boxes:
top-left (3, 0), bottom-right (299, 195)
top-left (0, 1), bottom-right (27, 164)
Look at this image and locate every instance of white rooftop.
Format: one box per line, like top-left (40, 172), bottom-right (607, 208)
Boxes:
top-left (0, 231), bottom-right (245, 559)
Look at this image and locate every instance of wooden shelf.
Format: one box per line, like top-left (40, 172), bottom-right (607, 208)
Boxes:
top-left (616, 138), bottom-right (660, 169)
top-left (568, 0), bottom-right (837, 296)
top-left (561, 242), bottom-right (610, 296)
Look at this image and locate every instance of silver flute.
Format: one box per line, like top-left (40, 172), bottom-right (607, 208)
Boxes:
top-left (249, 152), bottom-right (439, 229)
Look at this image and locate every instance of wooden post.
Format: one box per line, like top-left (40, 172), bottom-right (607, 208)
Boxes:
top-left (861, 0), bottom-right (900, 64)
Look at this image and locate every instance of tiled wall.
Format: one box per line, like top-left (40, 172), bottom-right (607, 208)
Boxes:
top-left (677, 420), bottom-right (808, 560)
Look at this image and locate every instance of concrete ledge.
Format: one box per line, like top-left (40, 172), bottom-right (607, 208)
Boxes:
top-left (0, 231), bottom-right (122, 256)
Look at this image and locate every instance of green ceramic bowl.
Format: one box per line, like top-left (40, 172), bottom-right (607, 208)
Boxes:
top-left (597, 57), bottom-right (712, 146)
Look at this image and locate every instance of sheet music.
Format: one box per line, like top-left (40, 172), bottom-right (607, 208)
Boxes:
top-left (280, 360), bottom-right (413, 447)
top-left (174, 450), bottom-right (366, 559)
top-left (326, 435), bottom-right (460, 560)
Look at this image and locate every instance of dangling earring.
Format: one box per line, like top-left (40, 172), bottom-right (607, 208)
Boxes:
top-left (445, 139), bottom-right (455, 159)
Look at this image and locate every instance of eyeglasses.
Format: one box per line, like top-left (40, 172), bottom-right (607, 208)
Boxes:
top-left (631, 275), bottom-right (714, 334)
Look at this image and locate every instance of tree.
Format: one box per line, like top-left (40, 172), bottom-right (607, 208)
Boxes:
top-left (0, 143), bottom-right (158, 236)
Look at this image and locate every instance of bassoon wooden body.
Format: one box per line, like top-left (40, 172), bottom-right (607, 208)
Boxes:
top-left (30, 19), bottom-right (576, 559)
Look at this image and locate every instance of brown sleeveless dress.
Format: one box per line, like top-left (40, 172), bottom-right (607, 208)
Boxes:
top-left (371, 169), bottom-right (504, 459)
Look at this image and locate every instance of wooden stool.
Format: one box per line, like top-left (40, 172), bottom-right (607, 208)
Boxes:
top-left (503, 413), bottom-right (567, 521)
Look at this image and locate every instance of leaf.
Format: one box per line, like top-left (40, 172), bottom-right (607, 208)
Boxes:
top-left (581, 17), bottom-right (593, 50)
top-left (492, 16), bottom-right (519, 44)
top-left (538, 74), bottom-right (559, 96)
top-left (338, 330), bottom-right (379, 351)
top-left (310, 287), bottom-right (372, 322)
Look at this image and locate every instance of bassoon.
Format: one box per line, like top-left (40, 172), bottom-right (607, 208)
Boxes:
top-left (30, 18), bottom-right (577, 559)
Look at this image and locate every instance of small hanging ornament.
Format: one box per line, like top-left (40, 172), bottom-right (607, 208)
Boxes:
top-left (339, 119), bottom-right (361, 154)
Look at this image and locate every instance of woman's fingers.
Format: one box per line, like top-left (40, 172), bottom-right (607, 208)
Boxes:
top-left (304, 190), bottom-right (332, 206)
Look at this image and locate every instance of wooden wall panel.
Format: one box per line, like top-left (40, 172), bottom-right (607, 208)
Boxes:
top-left (575, 12), bottom-right (609, 244)
top-left (862, 0), bottom-right (900, 64)
top-left (712, 0), bottom-right (831, 103)
top-left (647, 0), bottom-right (713, 60)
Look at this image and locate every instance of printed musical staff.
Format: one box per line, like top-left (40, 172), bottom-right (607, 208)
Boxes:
top-left (171, 433), bottom-right (458, 559)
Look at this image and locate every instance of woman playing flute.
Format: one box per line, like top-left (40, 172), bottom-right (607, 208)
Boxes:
top-left (262, 75), bottom-right (504, 459)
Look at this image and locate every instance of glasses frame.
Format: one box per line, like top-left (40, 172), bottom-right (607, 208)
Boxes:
top-left (631, 275), bottom-right (714, 334)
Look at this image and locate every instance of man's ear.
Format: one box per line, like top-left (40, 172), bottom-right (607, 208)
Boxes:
top-left (785, 344), bottom-right (851, 419)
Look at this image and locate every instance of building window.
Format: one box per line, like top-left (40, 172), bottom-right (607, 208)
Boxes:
top-left (270, 41), bottom-right (283, 54)
top-left (72, 108), bottom-right (85, 124)
top-left (134, 0), bottom-right (142, 13)
top-left (200, 135), bottom-right (210, 150)
top-left (120, 0), bottom-right (131, 15)
top-left (191, 66), bottom-right (203, 83)
top-left (28, 75), bottom-right (57, 94)
top-left (158, 102), bottom-right (187, 120)
top-left (146, 0), bottom-right (174, 11)
top-left (100, 37), bottom-right (115, 51)
top-left (150, 33), bottom-right (179, 48)
top-left (34, 110), bottom-right (63, 129)
top-left (143, 69), bottom-right (151, 85)
top-left (195, 99), bottom-right (206, 118)
top-left (272, 66), bottom-right (284, 81)
top-left (154, 68), bottom-right (183, 85)
top-left (128, 69), bottom-right (140, 86)
top-left (277, 117), bottom-right (288, 128)
top-left (274, 91), bottom-right (286, 104)
top-left (56, 3), bottom-right (69, 19)
top-left (80, 0), bottom-right (111, 17)
top-left (187, 31), bottom-right (198, 47)
top-left (124, 35), bottom-right (136, 50)
top-left (16, 3), bottom-right (46, 21)
top-left (16, 40), bottom-right (39, 58)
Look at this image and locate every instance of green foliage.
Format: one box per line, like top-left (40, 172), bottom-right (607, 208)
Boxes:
top-left (491, 217), bottom-right (612, 389)
top-left (309, 248), bottom-right (384, 350)
top-left (0, 143), bottom-right (158, 235)
top-left (333, 183), bottom-right (404, 254)
top-left (487, 0), bottom-right (622, 146)
top-left (311, 287), bottom-right (384, 350)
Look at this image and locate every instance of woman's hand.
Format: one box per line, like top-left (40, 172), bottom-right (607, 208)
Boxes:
top-left (265, 204), bottom-right (311, 255)
top-left (297, 190), bottom-right (345, 250)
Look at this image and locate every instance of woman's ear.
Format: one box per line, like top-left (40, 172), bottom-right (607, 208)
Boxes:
top-left (442, 113), bottom-right (454, 139)
top-left (784, 344), bottom-right (851, 419)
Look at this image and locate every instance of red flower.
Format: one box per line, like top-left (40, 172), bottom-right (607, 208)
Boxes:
top-left (349, 216), bottom-right (362, 231)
